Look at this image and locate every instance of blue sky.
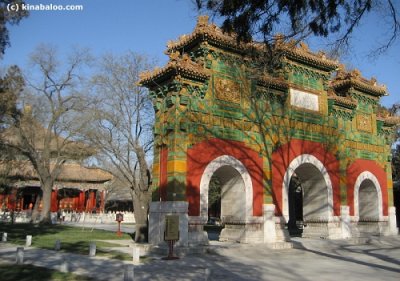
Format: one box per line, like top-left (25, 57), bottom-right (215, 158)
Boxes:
top-left (2, 0), bottom-right (399, 107)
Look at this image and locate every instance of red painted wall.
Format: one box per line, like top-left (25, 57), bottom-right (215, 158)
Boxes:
top-left (159, 146), bottom-right (168, 201)
top-left (271, 139), bottom-right (341, 216)
top-left (346, 159), bottom-right (388, 216)
top-left (186, 138), bottom-right (263, 217)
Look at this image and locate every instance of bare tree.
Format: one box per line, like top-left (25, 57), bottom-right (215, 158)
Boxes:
top-left (1, 44), bottom-right (93, 223)
top-left (83, 52), bottom-right (154, 242)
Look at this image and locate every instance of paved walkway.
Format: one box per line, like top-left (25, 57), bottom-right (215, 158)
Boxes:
top-left (1, 235), bottom-right (400, 281)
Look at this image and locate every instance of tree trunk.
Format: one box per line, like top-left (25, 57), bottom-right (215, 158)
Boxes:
top-left (39, 179), bottom-right (54, 224)
top-left (132, 190), bottom-right (151, 243)
top-left (30, 194), bottom-right (42, 223)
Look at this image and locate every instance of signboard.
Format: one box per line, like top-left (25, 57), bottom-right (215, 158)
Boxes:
top-left (115, 213), bottom-right (124, 222)
top-left (290, 88), bottom-right (319, 112)
top-left (164, 215), bottom-right (179, 241)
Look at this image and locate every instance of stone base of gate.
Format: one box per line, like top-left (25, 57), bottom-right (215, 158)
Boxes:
top-left (219, 219), bottom-right (264, 243)
top-left (188, 217), bottom-right (208, 245)
top-left (148, 201), bottom-right (189, 246)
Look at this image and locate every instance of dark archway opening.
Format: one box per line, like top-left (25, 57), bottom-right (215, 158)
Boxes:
top-left (287, 163), bottom-right (330, 237)
top-left (288, 174), bottom-right (303, 236)
top-left (206, 173), bottom-right (223, 241)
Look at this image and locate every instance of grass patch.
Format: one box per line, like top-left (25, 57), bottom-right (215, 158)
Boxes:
top-left (0, 223), bottom-right (133, 259)
top-left (0, 264), bottom-right (95, 281)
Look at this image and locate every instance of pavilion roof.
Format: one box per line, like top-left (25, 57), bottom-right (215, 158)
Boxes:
top-left (1, 161), bottom-right (112, 183)
top-left (139, 52), bottom-right (210, 87)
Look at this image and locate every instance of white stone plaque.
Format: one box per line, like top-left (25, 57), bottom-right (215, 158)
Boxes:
top-left (290, 88), bottom-right (319, 111)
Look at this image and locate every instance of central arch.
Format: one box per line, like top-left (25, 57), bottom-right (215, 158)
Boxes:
top-left (199, 155), bottom-right (253, 222)
top-left (282, 154), bottom-right (334, 223)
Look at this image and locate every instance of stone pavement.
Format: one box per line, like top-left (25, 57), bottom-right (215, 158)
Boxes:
top-left (1, 235), bottom-right (400, 281)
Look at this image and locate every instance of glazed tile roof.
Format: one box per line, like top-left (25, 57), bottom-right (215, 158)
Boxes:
top-left (138, 52), bottom-right (210, 87)
top-left (332, 68), bottom-right (387, 97)
top-left (166, 15), bottom-right (245, 53)
top-left (1, 161), bottom-right (112, 183)
top-left (274, 39), bottom-right (339, 71)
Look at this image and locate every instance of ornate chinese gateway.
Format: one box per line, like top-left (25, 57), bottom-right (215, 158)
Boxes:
top-left (140, 16), bottom-right (398, 245)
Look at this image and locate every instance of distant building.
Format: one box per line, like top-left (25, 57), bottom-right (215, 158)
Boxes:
top-left (0, 110), bottom-right (113, 214)
top-left (0, 161), bottom-right (112, 213)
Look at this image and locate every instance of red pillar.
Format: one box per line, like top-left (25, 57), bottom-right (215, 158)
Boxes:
top-left (86, 191), bottom-right (96, 212)
top-left (78, 191), bottom-right (85, 212)
top-left (7, 188), bottom-right (17, 210)
top-left (73, 196), bottom-right (79, 211)
top-left (91, 191), bottom-right (97, 212)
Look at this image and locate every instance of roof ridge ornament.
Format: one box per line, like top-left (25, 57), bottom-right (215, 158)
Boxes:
top-left (196, 15), bottom-right (209, 28)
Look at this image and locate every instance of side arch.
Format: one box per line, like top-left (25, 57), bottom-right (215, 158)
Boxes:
top-left (186, 138), bottom-right (263, 217)
top-left (347, 159), bottom-right (388, 217)
top-left (353, 171), bottom-right (383, 220)
top-left (199, 155), bottom-right (253, 220)
top-left (272, 139), bottom-right (340, 218)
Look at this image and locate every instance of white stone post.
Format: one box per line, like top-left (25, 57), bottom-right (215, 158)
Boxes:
top-left (132, 246), bottom-right (140, 264)
top-left (26, 235), bottom-right (32, 247)
top-left (16, 247), bottom-right (24, 264)
top-left (341, 206), bottom-right (351, 239)
top-left (205, 268), bottom-right (211, 281)
top-left (263, 204), bottom-right (277, 243)
top-left (55, 240), bottom-right (61, 251)
top-left (60, 257), bottom-right (69, 273)
top-left (123, 264), bottom-right (134, 281)
top-left (89, 242), bottom-right (96, 257)
top-left (388, 206), bottom-right (398, 235)
top-left (2, 232), bottom-right (7, 242)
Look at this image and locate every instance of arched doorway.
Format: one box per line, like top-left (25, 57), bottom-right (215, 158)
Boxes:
top-left (354, 171), bottom-right (383, 221)
top-left (199, 155), bottom-right (253, 242)
top-left (358, 179), bottom-right (379, 221)
top-left (283, 154), bottom-right (334, 237)
top-left (353, 171), bottom-right (383, 235)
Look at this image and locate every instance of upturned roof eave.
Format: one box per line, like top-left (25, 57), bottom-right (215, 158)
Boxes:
top-left (332, 79), bottom-right (387, 97)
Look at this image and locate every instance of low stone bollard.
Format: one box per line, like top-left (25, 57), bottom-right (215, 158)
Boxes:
top-left (89, 242), bottom-right (96, 257)
top-left (60, 257), bottom-right (69, 273)
top-left (55, 240), bottom-right (61, 251)
top-left (16, 247), bottom-right (24, 264)
top-left (205, 268), bottom-right (211, 281)
top-left (26, 235), bottom-right (32, 247)
top-left (132, 246), bottom-right (140, 264)
top-left (123, 264), bottom-right (134, 281)
top-left (2, 232), bottom-right (7, 242)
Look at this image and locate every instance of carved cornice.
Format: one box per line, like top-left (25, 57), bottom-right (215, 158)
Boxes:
top-left (329, 107), bottom-right (355, 120)
top-left (327, 93), bottom-right (357, 109)
top-left (257, 75), bottom-right (288, 91)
